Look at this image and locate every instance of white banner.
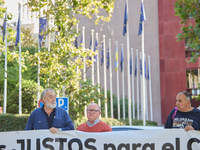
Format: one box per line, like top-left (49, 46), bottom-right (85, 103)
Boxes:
top-left (0, 129), bottom-right (200, 149)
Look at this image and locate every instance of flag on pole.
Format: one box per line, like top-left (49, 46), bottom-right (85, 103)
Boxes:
top-left (80, 33), bottom-right (83, 48)
top-left (130, 55), bottom-right (132, 75)
top-left (123, 2), bottom-right (128, 36)
top-left (39, 17), bottom-right (47, 47)
top-left (115, 46), bottom-right (118, 71)
top-left (101, 42), bottom-right (104, 66)
top-left (138, 2), bottom-right (146, 35)
top-left (94, 39), bottom-right (98, 63)
top-left (135, 55), bottom-right (137, 77)
top-left (15, 12), bottom-right (20, 46)
top-left (107, 48), bottom-right (109, 69)
top-left (120, 48), bottom-right (123, 72)
top-left (89, 36), bottom-right (92, 60)
top-left (3, 12), bottom-right (7, 42)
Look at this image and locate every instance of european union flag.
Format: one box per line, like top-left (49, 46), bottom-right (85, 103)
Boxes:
top-left (144, 59), bottom-right (147, 78)
top-left (2, 12), bottom-right (7, 42)
top-left (138, 2), bottom-right (146, 35)
top-left (123, 2), bottom-right (128, 36)
top-left (120, 49), bottom-right (123, 72)
top-left (101, 42), bottom-right (104, 66)
top-left (15, 12), bottom-right (20, 46)
top-left (115, 46), bottom-right (118, 71)
top-left (107, 48), bottom-right (109, 69)
top-left (134, 55), bottom-right (137, 77)
top-left (39, 17), bottom-right (47, 47)
top-left (94, 39), bottom-right (98, 63)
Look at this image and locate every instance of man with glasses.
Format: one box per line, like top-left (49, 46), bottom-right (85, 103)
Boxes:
top-left (25, 88), bottom-right (74, 133)
top-left (165, 91), bottom-right (200, 131)
top-left (76, 103), bottom-right (112, 132)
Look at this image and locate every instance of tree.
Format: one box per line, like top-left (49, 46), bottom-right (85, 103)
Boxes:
top-left (27, 0), bottom-right (115, 121)
top-left (174, 0), bottom-right (200, 63)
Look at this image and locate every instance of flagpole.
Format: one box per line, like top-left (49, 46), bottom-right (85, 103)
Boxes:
top-left (83, 26), bottom-right (86, 81)
top-left (116, 41), bottom-right (120, 120)
top-left (131, 48), bottom-right (135, 119)
top-left (122, 44), bottom-right (125, 121)
top-left (18, 4), bottom-right (22, 115)
top-left (76, 23), bottom-right (79, 74)
top-left (136, 49), bottom-right (139, 119)
top-left (126, 0), bottom-right (132, 126)
top-left (145, 54), bottom-right (148, 120)
top-left (83, 26), bottom-right (87, 117)
top-left (109, 39), bottom-right (113, 118)
top-left (140, 52), bottom-right (143, 120)
top-left (103, 35), bottom-right (107, 118)
top-left (37, 17), bottom-right (40, 106)
top-left (148, 55), bottom-right (153, 121)
top-left (3, 8), bottom-right (7, 114)
top-left (96, 33), bottom-right (101, 108)
top-left (91, 30), bottom-right (94, 87)
top-left (141, 0), bottom-right (146, 126)
top-left (47, 0), bottom-right (50, 52)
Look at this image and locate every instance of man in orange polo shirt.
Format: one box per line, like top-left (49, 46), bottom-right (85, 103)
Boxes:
top-left (76, 103), bottom-right (112, 132)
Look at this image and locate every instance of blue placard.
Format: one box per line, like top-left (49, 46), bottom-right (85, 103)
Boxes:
top-left (38, 97), bottom-right (69, 112)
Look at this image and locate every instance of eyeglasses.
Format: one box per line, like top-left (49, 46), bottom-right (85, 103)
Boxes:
top-left (87, 109), bottom-right (100, 114)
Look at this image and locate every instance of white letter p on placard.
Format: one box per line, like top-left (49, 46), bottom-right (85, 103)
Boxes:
top-left (58, 99), bottom-right (64, 107)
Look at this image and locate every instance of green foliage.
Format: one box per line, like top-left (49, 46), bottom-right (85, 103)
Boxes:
top-left (0, 113), bottom-right (29, 132)
top-left (7, 79), bottom-right (43, 114)
top-left (69, 79), bottom-right (103, 121)
top-left (174, 0), bottom-right (200, 63)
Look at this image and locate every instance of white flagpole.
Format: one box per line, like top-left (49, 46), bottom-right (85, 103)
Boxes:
top-left (3, 8), bottom-right (7, 114)
top-left (47, 0), bottom-right (50, 52)
top-left (76, 23), bottom-right (79, 74)
top-left (37, 19), bottom-right (40, 106)
top-left (109, 39), bottom-right (113, 118)
top-left (103, 35), bottom-right (107, 118)
top-left (136, 49), bottom-right (139, 119)
top-left (122, 44), bottom-right (125, 121)
top-left (141, 0), bottom-right (146, 126)
top-left (131, 48), bottom-right (135, 119)
top-left (82, 26), bottom-right (86, 81)
top-left (148, 55), bottom-right (153, 121)
top-left (96, 33), bottom-right (101, 108)
top-left (116, 41), bottom-right (120, 120)
top-left (19, 4), bottom-right (22, 115)
top-left (83, 26), bottom-right (87, 117)
top-left (91, 30), bottom-right (94, 86)
top-left (145, 54), bottom-right (148, 120)
top-left (140, 52), bottom-right (143, 120)
top-left (126, 0), bottom-right (132, 126)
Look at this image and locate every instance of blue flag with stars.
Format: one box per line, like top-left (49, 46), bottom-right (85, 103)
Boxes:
top-left (138, 2), bottom-right (146, 35)
top-left (123, 2), bottom-right (128, 36)
top-left (134, 55), bottom-right (137, 77)
top-left (15, 12), bottom-right (20, 46)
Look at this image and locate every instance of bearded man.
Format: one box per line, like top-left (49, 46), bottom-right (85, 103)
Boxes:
top-left (25, 88), bottom-right (74, 133)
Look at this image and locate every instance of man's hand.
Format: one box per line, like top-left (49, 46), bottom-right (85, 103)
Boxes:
top-left (49, 127), bottom-right (60, 133)
top-left (184, 125), bottom-right (194, 132)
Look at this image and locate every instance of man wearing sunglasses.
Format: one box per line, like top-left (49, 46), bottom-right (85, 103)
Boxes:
top-left (76, 103), bottom-right (112, 132)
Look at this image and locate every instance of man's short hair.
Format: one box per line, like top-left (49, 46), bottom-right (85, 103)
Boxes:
top-left (179, 91), bottom-right (192, 104)
top-left (41, 88), bottom-right (55, 102)
top-left (87, 103), bottom-right (101, 112)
